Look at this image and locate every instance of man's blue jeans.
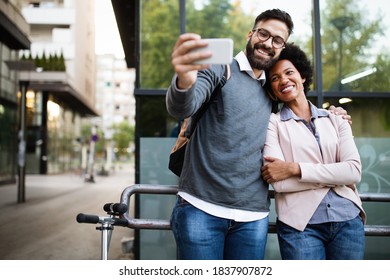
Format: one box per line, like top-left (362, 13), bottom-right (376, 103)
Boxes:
top-left (276, 216), bottom-right (365, 260)
top-left (170, 196), bottom-right (269, 260)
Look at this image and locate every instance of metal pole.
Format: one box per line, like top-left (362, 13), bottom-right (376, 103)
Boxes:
top-left (100, 222), bottom-right (113, 260)
top-left (101, 225), bottom-right (109, 260)
top-left (338, 31), bottom-right (343, 91)
top-left (86, 125), bottom-right (97, 182)
top-left (179, 0), bottom-right (186, 34)
top-left (312, 0), bottom-right (324, 107)
top-left (4, 60), bottom-right (36, 203)
top-left (18, 81), bottom-right (29, 203)
top-left (331, 16), bottom-right (351, 91)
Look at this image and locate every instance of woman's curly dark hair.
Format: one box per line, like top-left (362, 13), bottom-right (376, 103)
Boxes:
top-left (265, 43), bottom-right (313, 95)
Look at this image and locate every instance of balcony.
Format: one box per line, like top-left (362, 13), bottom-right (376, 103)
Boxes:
top-left (22, 6), bottom-right (74, 26)
top-left (0, 0), bottom-right (30, 49)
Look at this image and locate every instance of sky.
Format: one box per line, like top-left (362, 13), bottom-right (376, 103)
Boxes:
top-left (94, 0), bottom-right (124, 58)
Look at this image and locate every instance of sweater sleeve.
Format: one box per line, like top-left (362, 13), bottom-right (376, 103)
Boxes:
top-left (166, 74), bottom-right (196, 120)
top-left (165, 65), bottom-right (226, 120)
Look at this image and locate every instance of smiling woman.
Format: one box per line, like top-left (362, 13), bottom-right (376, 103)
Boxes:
top-left (263, 43), bottom-right (366, 260)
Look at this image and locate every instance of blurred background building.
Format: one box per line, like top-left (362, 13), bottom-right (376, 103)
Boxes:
top-left (19, 0), bottom-right (98, 175)
top-left (0, 0), bottom-right (30, 184)
top-left (0, 0), bottom-right (135, 184)
top-left (94, 54), bottom-right (135, 173)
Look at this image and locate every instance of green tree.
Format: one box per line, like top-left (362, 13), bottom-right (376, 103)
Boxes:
top-left (41, 51), bottom-right (48, 70)
top-left (311, 0), bottom-right (390, 136)
top-left (140, 0), bottom-right (181, 88)
top-left (227, 0), bottom-right (255, 55)
top-left (81, 124), bottom-right (104, 154)
top-left (355, 53), bottom-right (390, 91)
top-left (111, 121), bottom-right (135, 157)
top-left (186, 0), bottom-right (232, 38)
top-left (140, 0), bottom-right (253, 89)
top-left (58, 51), bottom-right (66, 71)
top-left (138, 0), bottom-right (254, 138)
top-left (49, 53), bottom-right (54, 70)
top-left (319, 0), bottom-right (387, 91)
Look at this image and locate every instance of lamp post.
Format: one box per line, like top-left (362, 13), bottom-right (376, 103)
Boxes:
top-left (179, 0), bottom-right (186, 34)
top-left (331, 16), bottom-right (352, 91)
top-left (17, 80), bottom-right (28, 202)
top-left (5, 60), bottom-right (36, 203)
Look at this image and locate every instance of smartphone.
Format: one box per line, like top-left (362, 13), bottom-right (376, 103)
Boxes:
top-left (191, 38), bottom-right (233, 65)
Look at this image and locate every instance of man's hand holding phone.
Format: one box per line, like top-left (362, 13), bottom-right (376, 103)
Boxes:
top-left (171, 33), bottom-right (233, 90)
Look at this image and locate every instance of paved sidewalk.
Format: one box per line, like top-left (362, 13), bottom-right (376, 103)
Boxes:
top-left (0, 163), bottom-right (135, 260)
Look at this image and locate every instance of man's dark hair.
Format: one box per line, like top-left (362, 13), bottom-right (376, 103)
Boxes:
top-left (254, 9), bottom-right (294, 36)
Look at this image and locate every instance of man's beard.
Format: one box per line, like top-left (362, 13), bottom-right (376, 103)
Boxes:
top-left (246, 41), bottom-right (277, 71)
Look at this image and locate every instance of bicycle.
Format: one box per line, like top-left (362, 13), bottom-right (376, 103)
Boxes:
top-left (76, 184), bottom-right (178, 260)
top-left (76, 203), bottom-right (129, 260)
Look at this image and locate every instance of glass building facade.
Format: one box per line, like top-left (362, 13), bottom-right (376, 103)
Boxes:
top-left (113, 0), bottom-right (390, 259)
top-left (1, 0), bottom-right (97, 184)
top-left (0, 43), bottom-right (19, 184)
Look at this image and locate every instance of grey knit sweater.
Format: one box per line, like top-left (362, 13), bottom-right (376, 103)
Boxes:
top-left (166, 59), bottom-right (272, 212)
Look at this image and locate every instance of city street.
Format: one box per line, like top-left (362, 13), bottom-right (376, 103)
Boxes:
top-left (0, 163), bottom-right (135, 260)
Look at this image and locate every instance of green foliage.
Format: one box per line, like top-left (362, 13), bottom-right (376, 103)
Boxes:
top-left (227, 1), bottom-right (254, 55)
top-left (21, 50), bottom-right (66, 71)
top-left (138, 0), bottom-right (257, 140)
top-left (138, 0), bottom-right (390, 130)
top-left (186, 0), bottom-right (232, 38)
top-left (58, 51), bottom-right (66, 71)
top-left (139, 0), bottom-right (254, 89)
top-left (361, 54), bottom-right (390, 91)
top-left (140, 0), bottom-right (181, 88)
top-left (320, 0), bottom-right (386, 91)
top-left (80, 124), bottom-right (105, 154)
top-left (111, 121), bottom-right (135, 157)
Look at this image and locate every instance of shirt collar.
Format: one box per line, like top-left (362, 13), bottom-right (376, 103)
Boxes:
top-left (235, 51), bottom-right (266, 86)
top-left (280, 101), bottom-right (329, 121)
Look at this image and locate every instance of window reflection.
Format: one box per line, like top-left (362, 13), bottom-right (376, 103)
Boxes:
top-left (136, 0), bottom-right (390, 260)
top-left (321, 0), bottom-right (390, 92)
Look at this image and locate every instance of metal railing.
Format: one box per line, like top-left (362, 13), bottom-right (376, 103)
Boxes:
top-left (120, 184), bottom-right (390, 236)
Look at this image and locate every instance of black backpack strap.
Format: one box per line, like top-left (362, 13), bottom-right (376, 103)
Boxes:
top-left (215, 64), bottom-right (230, 116)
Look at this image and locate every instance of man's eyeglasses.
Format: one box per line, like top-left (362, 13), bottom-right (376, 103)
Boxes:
top-left (252, 28), bottom-right (286, 49)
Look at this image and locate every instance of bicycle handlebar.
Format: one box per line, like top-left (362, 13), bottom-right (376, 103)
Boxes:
top-left (111, 217), bottom-right (129, 227)
top-left (103, 203), bottom-right (128, 214)
top-left (77, 213), bottom-right (100, 224)
top-left (76, 213), bottom-right (129, 227)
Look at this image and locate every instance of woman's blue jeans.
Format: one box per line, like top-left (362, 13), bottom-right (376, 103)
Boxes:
top-left (276, 216), bottom-right (365, 260)
top-left (170, 197), bottom-right (269, 260)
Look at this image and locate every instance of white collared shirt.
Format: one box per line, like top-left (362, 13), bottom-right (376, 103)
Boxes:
top-left (235, 51), bottom-right (266, 84)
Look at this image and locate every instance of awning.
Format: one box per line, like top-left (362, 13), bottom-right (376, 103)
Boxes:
top-left (0, 11), bottom-right (30, 50)
top-left (18, 70), bottom-right (99, 117)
